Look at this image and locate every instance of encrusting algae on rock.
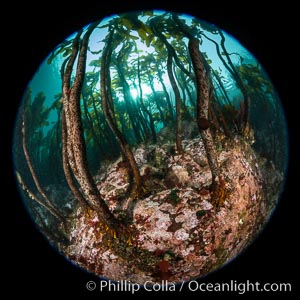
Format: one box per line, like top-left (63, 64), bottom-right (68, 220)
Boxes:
top-left (62, 136), bottom-right (276, 284)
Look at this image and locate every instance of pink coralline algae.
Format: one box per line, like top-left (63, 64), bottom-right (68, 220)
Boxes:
top-left (64, 137), bottom-right (282, 284)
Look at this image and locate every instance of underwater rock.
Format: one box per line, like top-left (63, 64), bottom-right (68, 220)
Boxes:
top-left (44, 184), bottom-right (76, 214)
top-left (62, 137), bottom-right (272, 284)
top-left (182, 120), bottom-right (199, 139)
top-left (165, 166), bottom-right (190, 188)
top-left (194, 156), bottom-right (208, 167)
top-left (134, 146), bottom-right (148, 167)
top-left (157, 126), bottom-right (176, 144)
top-left (174, 228), bottom-right (190, 241)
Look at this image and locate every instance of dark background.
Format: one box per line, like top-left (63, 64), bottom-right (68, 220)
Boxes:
top-left (6, 0), bottom-right (298, 297)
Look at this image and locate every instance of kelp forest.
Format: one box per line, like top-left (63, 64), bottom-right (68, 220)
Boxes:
top-left (13, 11), bottom-right (288, 284)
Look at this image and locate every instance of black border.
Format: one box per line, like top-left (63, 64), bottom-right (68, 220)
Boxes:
top-left (6, 0), bottom-right (298, 297)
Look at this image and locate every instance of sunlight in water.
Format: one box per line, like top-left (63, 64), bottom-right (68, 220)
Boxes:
top-left (130, 83), bottom-right (159, 99)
